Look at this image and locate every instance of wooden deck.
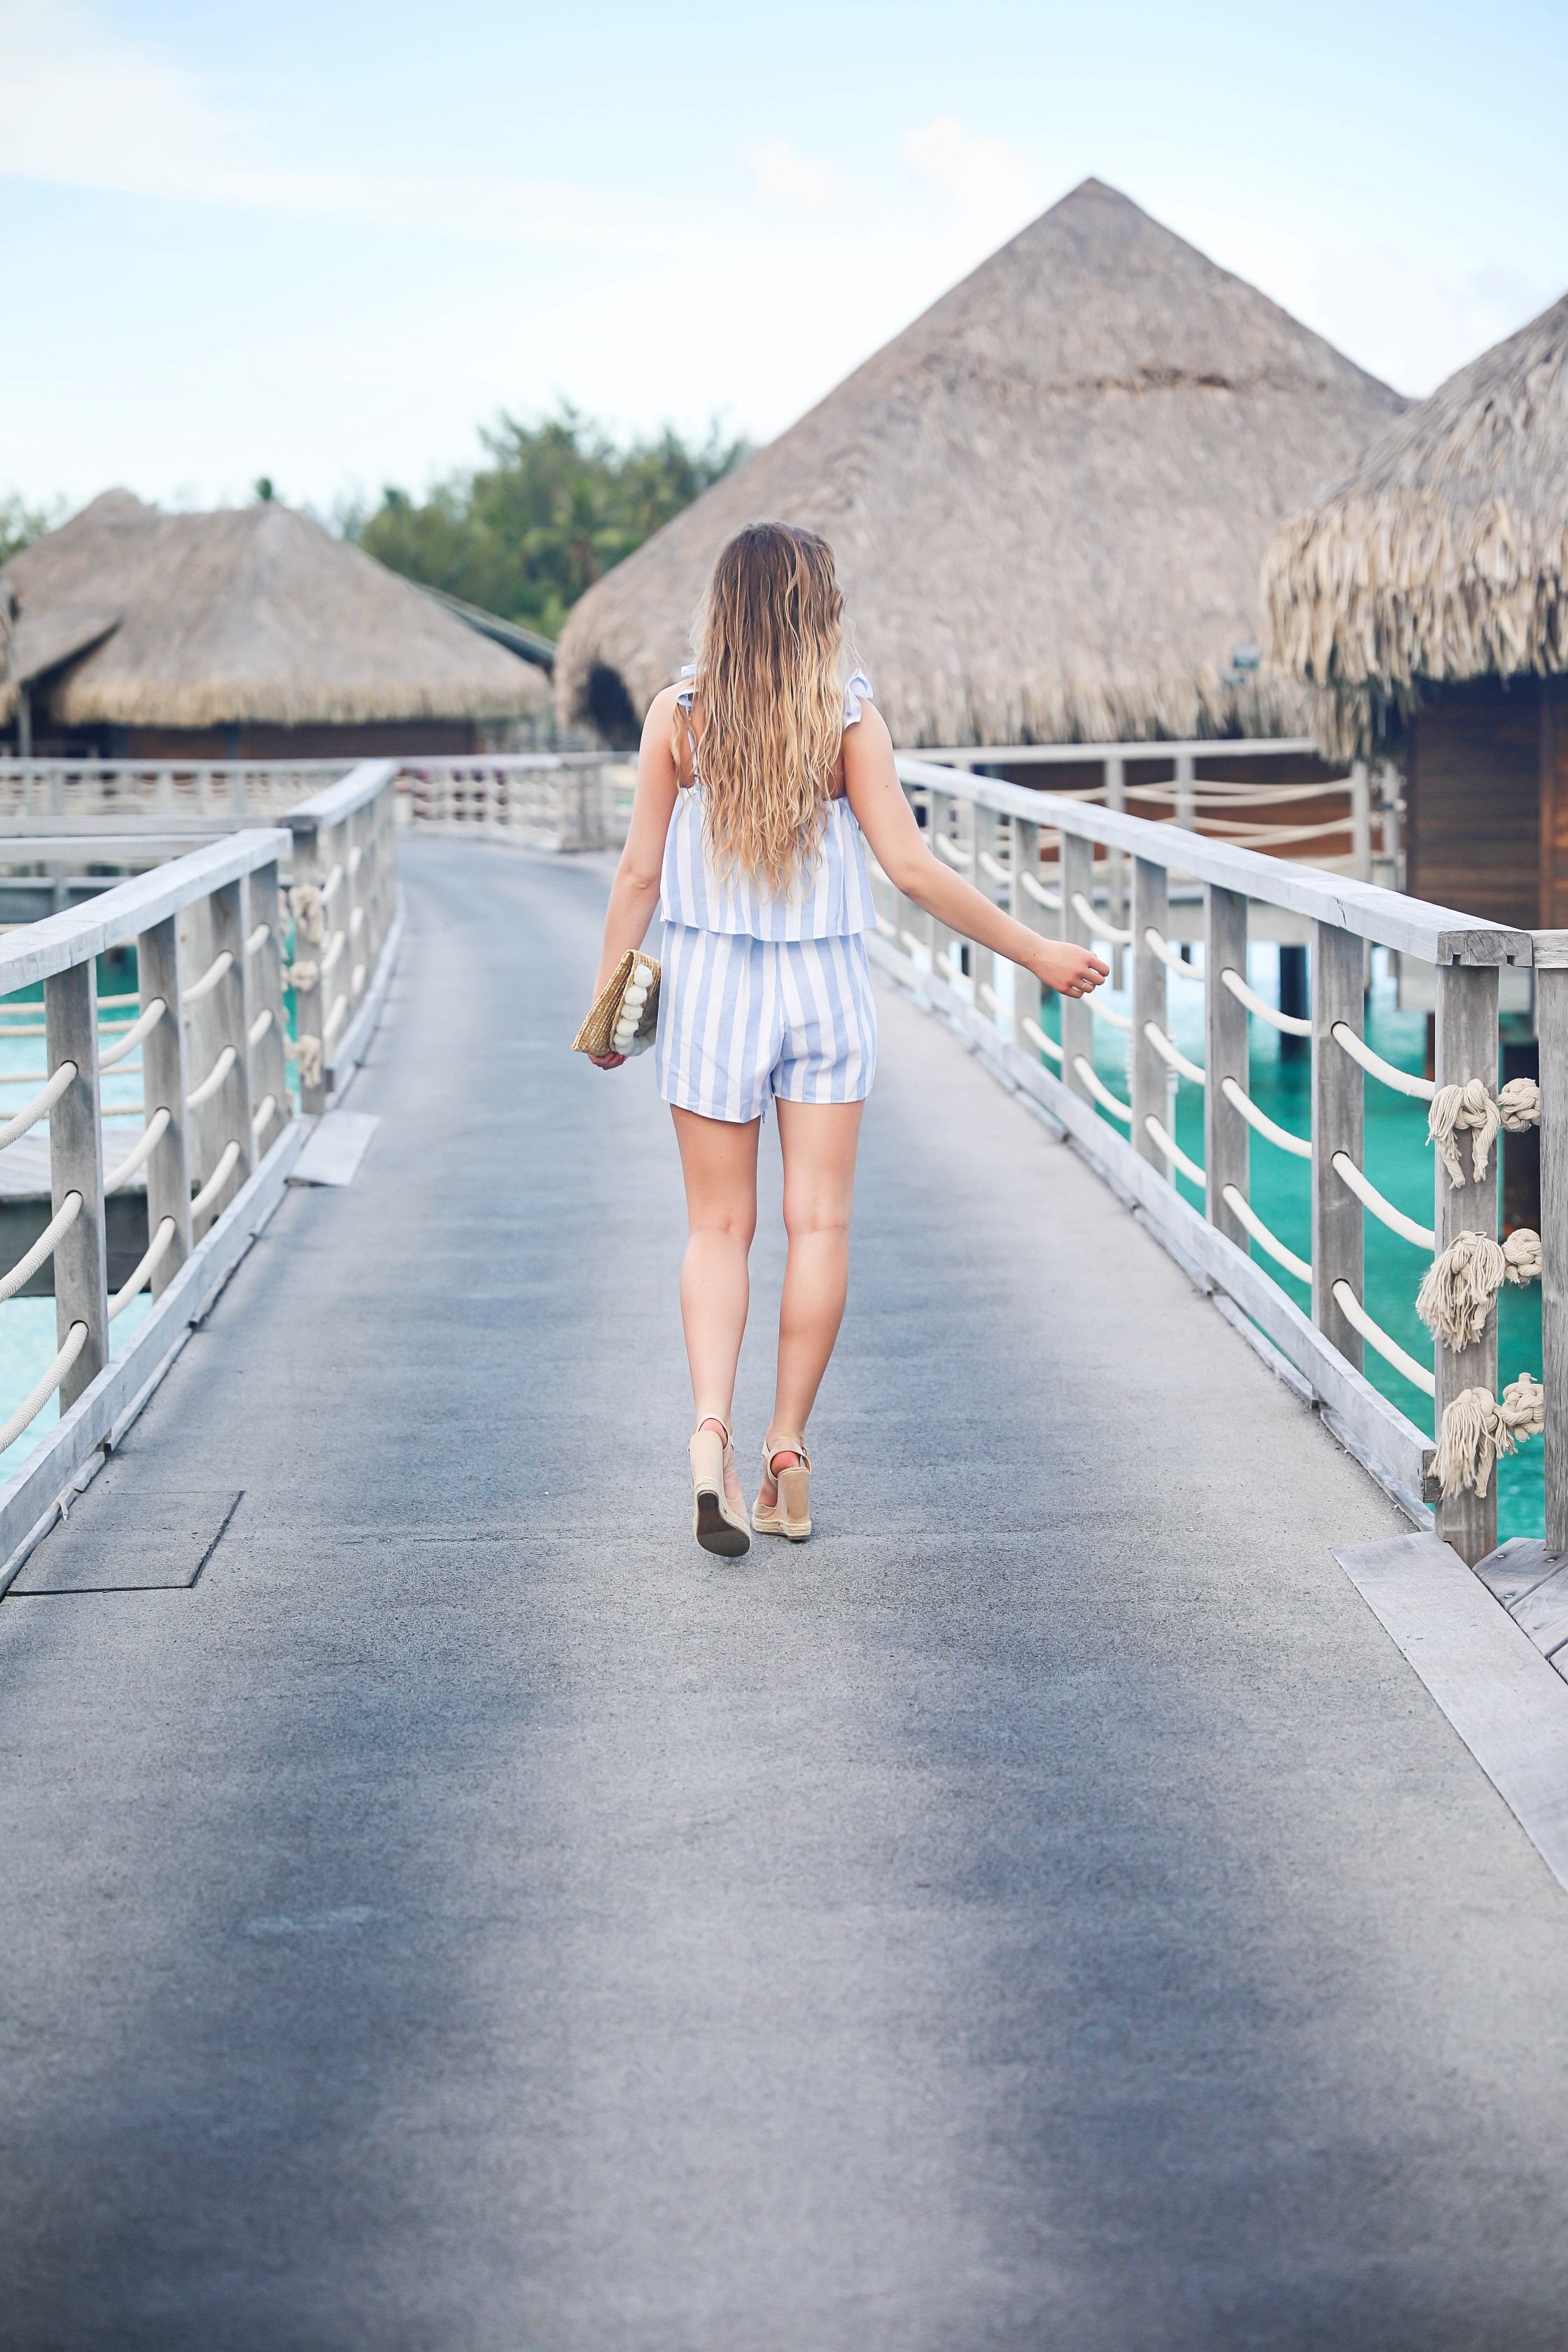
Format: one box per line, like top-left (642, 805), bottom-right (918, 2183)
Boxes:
top-left (3, 839), bottom-right (1568, 2347)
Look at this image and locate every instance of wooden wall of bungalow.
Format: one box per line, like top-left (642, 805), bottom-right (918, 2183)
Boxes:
top-left (1397, 677), bottom-right (1567, 932)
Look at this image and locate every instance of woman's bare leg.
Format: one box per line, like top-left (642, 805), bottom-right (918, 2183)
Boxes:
top-left (761, 1098), bottom-right (864, 1504)
top-left (671, 1107), bottom-right (761, 1511)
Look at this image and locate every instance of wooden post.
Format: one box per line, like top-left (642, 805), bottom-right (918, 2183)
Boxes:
top-left (1350, 761), bottom-right (1372, 884)
top-left (1312, 922), bottom-right (1364, 1369)
top-left (46, 961), bottom-right (108, 1411)
top-left (1105, 755), bottom-right (1126, 990)
top-left (1205, 887), bottom-right (1250, 1243)
top-left (246, 859), bottom-right (289, 1145)
top-left (1060, 830), bottom-right (1093, 1100)
top-left (200, 876), bottom-right (255, 1235)
top-left (180, 890), bottom-right (221, 1194)
top-left (1175, 750), bottom-right (1196, 833)
top-left (1130, 857), bottom-right (1168, 1168)
top-left (1434, 963), bottom-right (1500, 1565)
top-left (1539, 956), bottom-right (1568, 1553)
top-left (972, 801), bottom-right (1000, 1021)
top-left (1011, 818), bottom-right (1043, 1052)
top-left (136, 915), bottom-right (191, 1299)
top-left (930, 790), bottom-right (958, 987)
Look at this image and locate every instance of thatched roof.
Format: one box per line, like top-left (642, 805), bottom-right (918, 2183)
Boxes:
top-left (1264, 294), bottom-right (1568, 754)
top-left (555, 178), bottom-right (1405, 748)
top-left (0, 489), bottom-right (547, 728)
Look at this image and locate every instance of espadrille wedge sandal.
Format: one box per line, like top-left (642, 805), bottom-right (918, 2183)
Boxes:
top-left (753, 1436), bottom-right (812, 1541)
top-left (689, 1419), bottom-right (750, 1558)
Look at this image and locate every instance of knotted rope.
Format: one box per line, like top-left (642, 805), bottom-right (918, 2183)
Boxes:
top-left (1498, 1076), bottom-right (1541, 1131)
top-left (1415, 1227), bottom-right (1543, 1350)
top-left (289, 883), bottom-right (326, 946)
top-left (1427, 1081), bottom-right (1501, 1186)
top-left (1434, 1374), bottom-right (1545, 1499)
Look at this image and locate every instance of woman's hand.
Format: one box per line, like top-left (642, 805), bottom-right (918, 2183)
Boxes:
top-left (588, 1050), bottom-right (626, 1071)
top-left (1031, 939), bottom-right (1110, 999)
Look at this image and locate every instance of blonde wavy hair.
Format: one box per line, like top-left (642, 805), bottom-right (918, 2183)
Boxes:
top-left (676, 522), bottom-right (851, 894)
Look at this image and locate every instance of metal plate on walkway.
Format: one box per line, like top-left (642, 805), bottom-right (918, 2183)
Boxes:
top-left (288, 1110), bottom-right (379, 1188)
top-left (8, 1489), bottom-right (243, 1595)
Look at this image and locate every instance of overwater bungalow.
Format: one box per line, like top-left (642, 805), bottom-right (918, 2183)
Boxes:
top-left (1265, 293), bottom-right (1568, 932)
top-left (0, 490), bottom-right (548, 760)
top-left (555, 177), bottom-right (1406, 782)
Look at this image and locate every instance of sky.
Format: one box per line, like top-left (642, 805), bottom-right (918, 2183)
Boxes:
top-left (3, 0), bottom-right (1566, 520)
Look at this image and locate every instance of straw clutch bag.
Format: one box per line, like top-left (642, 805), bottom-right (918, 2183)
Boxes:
top-left (572, 949), bottom-right (661, 1059)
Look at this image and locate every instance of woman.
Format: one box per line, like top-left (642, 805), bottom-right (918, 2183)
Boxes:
top-left (589, 522), bottom-right (1107, 1558)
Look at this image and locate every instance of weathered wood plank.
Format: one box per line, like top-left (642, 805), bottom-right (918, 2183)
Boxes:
top-left (1130, 858), bottom-right (1167, 1170)
top-left (1312, 922), bottom-right (1365, 1370)
top-left (45, 962), bottom-right (108, 1413)
top-left (1540, 969), bottom-right (1568, 1552)
top-left (1204, 886), bottom-right (1249, 1246)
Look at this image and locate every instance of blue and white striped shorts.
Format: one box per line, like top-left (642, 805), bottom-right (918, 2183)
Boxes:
top-left (654, 923), bottom-right (878, 1123)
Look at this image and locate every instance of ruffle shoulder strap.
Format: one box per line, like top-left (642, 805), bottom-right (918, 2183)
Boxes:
top-left (844, 671), bottom-right (873, 727)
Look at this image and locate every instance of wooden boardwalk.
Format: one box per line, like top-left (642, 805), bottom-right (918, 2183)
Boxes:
top-left (4, 837), bottom-right (1568, 2349)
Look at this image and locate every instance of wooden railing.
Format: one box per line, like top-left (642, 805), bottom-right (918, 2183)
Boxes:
top-left (0, 761), bottom-right (404, 1590)
top-left (874, 757), bottom-right (1536, 1567)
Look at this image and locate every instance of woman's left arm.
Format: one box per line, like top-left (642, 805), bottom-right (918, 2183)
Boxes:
top-left (843, 707), bottom-right (1109, 1000)
top-left (587, 685), bottom-right (682, 1068)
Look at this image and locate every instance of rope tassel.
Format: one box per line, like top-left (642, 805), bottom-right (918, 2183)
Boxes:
top-left (1427, 1080), bottom-right (1501, 1187)
top-left (1434, 1375), bottom-right (1545, 1500)
top-left (1415, 1227), bottom-right (1542, 1351)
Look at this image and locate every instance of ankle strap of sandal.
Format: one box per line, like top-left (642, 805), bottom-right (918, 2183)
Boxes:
top-left (693, 1416), bottom-right (732, 1448)
top-left (764, 1436), bottom-right (811, 1475)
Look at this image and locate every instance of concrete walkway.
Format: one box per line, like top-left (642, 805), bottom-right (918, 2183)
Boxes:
top-left (4, 837), bottom-right (1568, 2351)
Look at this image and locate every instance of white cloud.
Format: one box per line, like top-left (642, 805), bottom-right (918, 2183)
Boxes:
top-left (748, 138), bottom-right (848, 221)
top-left (902, 115), bottom-right (1041, 239)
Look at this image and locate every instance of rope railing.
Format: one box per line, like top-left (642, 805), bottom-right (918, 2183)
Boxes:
top-left (1143, 927), bottom-right (1205, 981)
top-left (248, 1006), bottom-right (274, 1047)
top-left (1222, 1184), bottom-right (1310, 1283)
top-left (1331, 1152), bottom-right (1435, 1250)
top-left (253, 1093), bottom-right (279, 1140)
top-left (1331, 1023), bottom-right (1436, 1102)
top-left (320, 930), bottom-right (346, 981)
top-left (1072, 1056), bottom-right (1133, 1125)
top-left (183, 948), bottom-right (234, 1007)
top-left (1143, 1022), bottom-right (1205, 1086)
top-left (977, 850), bottom-right (1011, 886)
top-left (105, 1107), bottom-right (171, 1194)
top-left (1144, 1114), bottom-right (1204, 1186)
top-left (321, 862), bottom-right (346, 903)
top-left (0, 1063), bottom-right (76, 1153)
top-left (187, 1044), bottom-right (236, 1109)
top-left (108, 1217), bottom-right (178, 1323)
top-left (1221, 966), bottom-right (1312, 1037)
top-left (0, 1193), bottom-right (83, 1306)
top-left (1331, 1280), bottom-right (1436, 1399)
top-left (1219, 1074), bottom-right (1312, 1158)
top-left (1022, 1016), bottom-right (1064, 1065)
top-left (99, 997), bottom-right (165, 1071)
top-left (1019, 871), bottom-right (1062, 912)
top-left (246, 921), bottom-right (270, 958)
top-left (322, 993), bottom-right (349, 1050)
top-left (1070, 891), bottom-right (1132, 946)
top-left (190, 1140), bottom-right (241, 1220)
top-left (934, 834), bottom-right (972, 869)
top-left (1088, 996), bottom-right (1133, 1032)
top-left (0, 1324), bottom-right (88, 1457)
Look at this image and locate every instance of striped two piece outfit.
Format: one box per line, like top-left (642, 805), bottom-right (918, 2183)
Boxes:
top-left (655, 671), bottom-right (879, 1124)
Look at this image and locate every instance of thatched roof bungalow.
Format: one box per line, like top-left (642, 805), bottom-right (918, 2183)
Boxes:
top-left (1265, 295), bottom-right (1568, 930)
top-left (556, 178), bottom-right (1405, 757)
top-left (0, 491), bottom-right (548, 759)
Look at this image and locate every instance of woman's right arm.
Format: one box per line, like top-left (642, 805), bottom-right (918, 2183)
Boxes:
top-left (843, 707), bottom-right (1108, 1000)
top-left (587, 686), bottom-right (682, 1068)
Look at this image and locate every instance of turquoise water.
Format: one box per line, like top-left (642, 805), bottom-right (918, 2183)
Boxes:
top-left (1035, 944), bottom-right (1542, 1541)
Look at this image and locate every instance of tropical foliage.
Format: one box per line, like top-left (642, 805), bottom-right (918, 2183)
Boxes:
top-left (348, 408), bottom-right (748, 641)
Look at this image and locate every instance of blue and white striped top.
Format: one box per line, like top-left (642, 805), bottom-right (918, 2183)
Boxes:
top-left (659, 668), bottom-right (877, 940)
